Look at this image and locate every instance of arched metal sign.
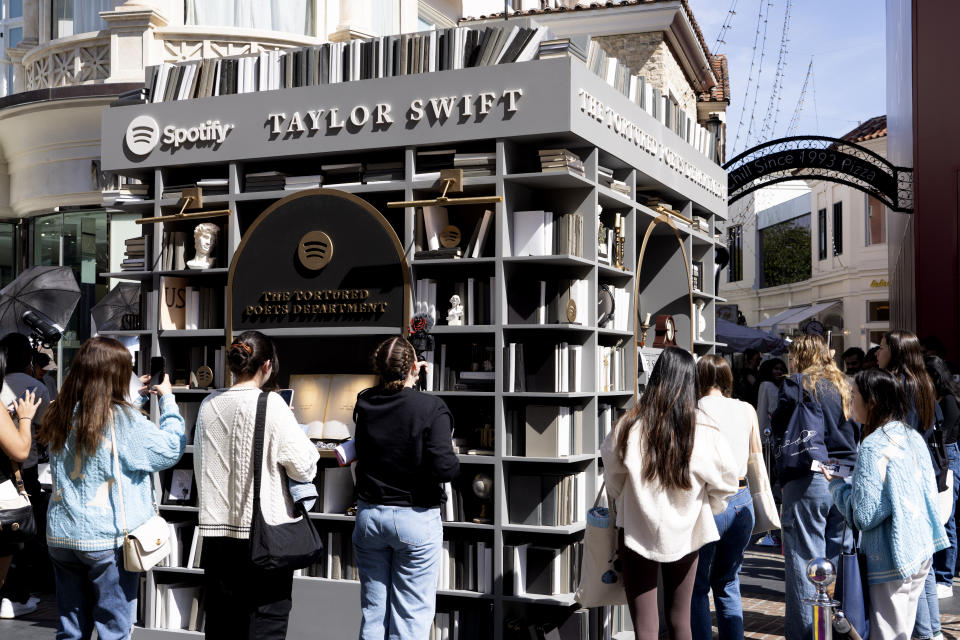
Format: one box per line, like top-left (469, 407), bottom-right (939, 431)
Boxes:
top-left (723, 136), bottom-right (913, 213)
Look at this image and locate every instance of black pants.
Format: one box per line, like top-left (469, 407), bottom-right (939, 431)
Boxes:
top-left (618, 529), bottom-right (699, 640)
top-left (201, 537), bottom-right (294, 640)
top-left (0, 465), bottom-right (53, 600)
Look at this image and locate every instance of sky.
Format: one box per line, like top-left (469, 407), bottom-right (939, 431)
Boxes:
top-left (685, 0), bottom-right (885, 158)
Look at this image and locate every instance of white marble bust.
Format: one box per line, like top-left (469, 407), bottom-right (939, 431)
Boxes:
top-left (446, 294), bottom-right (464, 326)
top-left (186, 222), bottom-right (218, 270)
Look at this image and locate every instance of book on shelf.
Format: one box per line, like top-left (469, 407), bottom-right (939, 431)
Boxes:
top-left (503, 540), bottom-right (583, 596)
top-left (284, 174), bottom-right (324, 191)
top-left (176, 401), bottom-right (200, 444)
top-left (598, 404), bottom-right (627, 445)
top-left (157, 521), bottom-right (193, 568)
top-left (300, 529), bottom-right (358, 580)
top-left (507, 278), bottom-right (586, 326)
top-left (504, 341), bottom-right (581, 393)
top-left (245, 170), bottom-right (287, 192)
top-left (158, 278), bottom-right (221, 330)
top-left (512, 211), bottom-right (583, 257)
top-left (537, 35), bottom-right (589, 62)
top-left (416, 207), bottom-right (493, 258)
top-left (288, 373), bottom-right (378, 440)
top-left (160, 231), bottom-right (189, 271)
top-left (155, 582), bottom-right (204, 631)
top-left (598, 344), bottom-right (629, 392)
top-left (314, 466), bottom-right (355, 515)
top-left (507, 472), bottom-right (584, 527)
top-left (523, 405), bottom-right (583, 458)
top-left (539, 148), bottom-right (585, 177)
top-left (436, 539), bottom-right (493, 594)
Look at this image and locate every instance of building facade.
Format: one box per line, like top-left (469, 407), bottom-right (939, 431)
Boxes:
top-left (720, 117), bottom-right (890, 352)
top-left (0, 0), bottom-right (727, 374)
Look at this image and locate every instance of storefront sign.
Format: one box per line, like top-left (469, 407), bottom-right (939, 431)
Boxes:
top-left (229, 190), bottom-right (408, 333)
top-left (576, 88), bottom-right (725, 200)
top-left (870, 279), bottom-right (888, 288)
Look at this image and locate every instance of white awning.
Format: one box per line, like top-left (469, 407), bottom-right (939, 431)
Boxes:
top-left (753, 301), bottom-right (841, 329)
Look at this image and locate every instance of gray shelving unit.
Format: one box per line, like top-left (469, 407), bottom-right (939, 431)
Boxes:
top-left (100, 54), bottom-right (727, 640)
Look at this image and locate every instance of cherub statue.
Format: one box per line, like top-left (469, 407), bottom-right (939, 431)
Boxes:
top-left (446, 294), bottom-right (464, 326)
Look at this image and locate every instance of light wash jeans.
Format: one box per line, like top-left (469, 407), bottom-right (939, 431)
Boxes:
top-left (934, 441), bottom-right (960, 585)
top-left (691, 486), bottom-right (755, 640)
top-left (352, 500), bottom-right (443, 640)
top-left (48, 546), bottom-right (138, 640)
top-left (914, 562), bottom-right (941, 639)
top-left (781, 474), bottom-right (852, 640)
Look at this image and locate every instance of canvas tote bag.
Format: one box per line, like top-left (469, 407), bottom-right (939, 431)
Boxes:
top-left (575, 483), bottom-right (626, 607)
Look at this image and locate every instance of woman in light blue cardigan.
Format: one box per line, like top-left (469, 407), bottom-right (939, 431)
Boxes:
top-left (824, 368), bottom-right (947, 639)
top-left (39, 337), bottom-right (184, 640)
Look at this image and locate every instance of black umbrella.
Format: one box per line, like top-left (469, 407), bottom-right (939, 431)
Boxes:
top-left (92, 282), bottom-right (141, 332)
top-left (0, 266), bottom-right (81, 339)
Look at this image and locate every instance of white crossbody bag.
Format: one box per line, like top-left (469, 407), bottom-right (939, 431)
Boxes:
top-left (110, 420), bottom-right (170, 572)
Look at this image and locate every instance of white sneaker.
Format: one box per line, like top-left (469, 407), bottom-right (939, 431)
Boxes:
top-left (937, 582), bottom-right (953, 599)
top-left (0, 596), bottom-right (39, 618)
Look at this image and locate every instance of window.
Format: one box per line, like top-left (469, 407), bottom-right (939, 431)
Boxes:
top-left (185, 0), bottom-right (314, 36)
top-left (817, 208), bottom-right (827, 260)
top-left (0, 1), bottom-right (23, 97)
top-left (8, 0), bottom-right (20, 19)
top-left (727, 225), bottom-right (743, 282)
top-left (868, 300), bottom-right (890, 322)
top-left (50, 0), bottom-right (117, 38)
top-left (865, 194), bottom-right (886, 245)
top-left (758, 214), bottom-right (811, 288)
top-left (832, 202), bottom-right (843, 256)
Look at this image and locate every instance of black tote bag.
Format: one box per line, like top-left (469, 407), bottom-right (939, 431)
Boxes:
top-left (835, 523), bottom-right (870, 640)
top-left (249, 391), bottom-right (324, 571)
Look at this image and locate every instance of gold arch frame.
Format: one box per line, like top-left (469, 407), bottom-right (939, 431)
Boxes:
top-left (632, 213), bottom-right (695, 402)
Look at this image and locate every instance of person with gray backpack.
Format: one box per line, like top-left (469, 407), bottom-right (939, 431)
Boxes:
top-left (771, 335), bottom-right (859, 640)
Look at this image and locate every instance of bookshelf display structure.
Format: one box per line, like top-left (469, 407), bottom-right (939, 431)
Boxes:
top-left (101, 38), bottom-right (727, 639)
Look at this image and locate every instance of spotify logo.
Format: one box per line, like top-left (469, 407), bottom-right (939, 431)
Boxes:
top-left (298, 231), bottom-right (334, 271)
top-left (124, 115), bottom-right (160, 157)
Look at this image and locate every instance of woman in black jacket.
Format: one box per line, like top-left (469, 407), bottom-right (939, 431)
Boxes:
top-left (352, 336), bottom-right (459, 640)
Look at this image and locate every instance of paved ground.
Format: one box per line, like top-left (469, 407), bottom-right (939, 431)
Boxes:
top-left (4, 546), bottom-right (960, 639)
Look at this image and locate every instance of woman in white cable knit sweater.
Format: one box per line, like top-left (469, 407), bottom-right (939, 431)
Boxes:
top-left (194, 331), bottom-right (318, 639)
top-left (600, 347), bottom-right (739, 640)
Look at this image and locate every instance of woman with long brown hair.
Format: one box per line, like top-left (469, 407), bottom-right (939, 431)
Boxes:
top-left (771, 334), bottom-right (858, 640)
top-left (600, 347), bottom-right (738, 640)
top-left (40, 337), bottom-right (184, 640)
top-left (878, 330), bottom-right (943, 640)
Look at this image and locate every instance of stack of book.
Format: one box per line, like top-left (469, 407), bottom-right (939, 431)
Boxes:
top-left (508, 472), bottom-right (585, 528)
top-left (154, 582), bottom-right (204, 631)
top-left (110, 181), bottom-right (150, 204)
top-left (284, 174), bottom-right (324, 191)
top-left (321, 162), bottom-right (363, 186)
top-left (538, 149), bottom-right (584, 176)
top-left (503, 540), bottom-right (584, 596)
top-left (598, 344), bottom-right (628, 392)
top-left (537, 36), bottom-right (588, 62)
top-left (196, 178), bottom-right (228, 196)
top-left (121, 237), bottom-right (147, 272)
top-left (504, 404), bottom-right (583, 458)
top-left (244, 171), bottom-right (286, 192)
top-left (453, 151), bottom-right (496, 177)
top-left (597, 164), bottom-right (630, 195)
top-left (416, 148), bottom-right (456, 175)
top-left (364, 161), bottom-right (403, 183)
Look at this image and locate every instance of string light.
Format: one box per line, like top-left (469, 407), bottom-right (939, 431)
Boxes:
top-left (743, 1), bottom-right (773, 152)
top-left (731, 0), bottom-right (770, 153)
top-left (714, 0), bottom-right (740, 53)
top-left (760, 0), bottom-right (792, 141)
top-left (785, 57), bottom-right (813, 137)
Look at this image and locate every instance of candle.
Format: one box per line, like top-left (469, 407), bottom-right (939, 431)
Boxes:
top-left (644, 312), bottom-right (651, 325)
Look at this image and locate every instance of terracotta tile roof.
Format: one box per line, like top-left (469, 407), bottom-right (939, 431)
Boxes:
top-left (460, 0), bottom-right (713, 63)
top-left (699, 54), bottom-right (729, 103)
top-left (840, 115), bottom-right (887, 143)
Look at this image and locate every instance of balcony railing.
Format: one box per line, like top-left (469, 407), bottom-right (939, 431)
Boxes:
top-left (22, 33), bottom-right (111, 90)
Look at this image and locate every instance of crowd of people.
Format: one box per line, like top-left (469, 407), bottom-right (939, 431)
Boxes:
top-left (1, 326), bottom-right (959, 640)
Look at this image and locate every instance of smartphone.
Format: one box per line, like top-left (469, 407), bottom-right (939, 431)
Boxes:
top-left (150, 356), bottom-right (165, 387)
top-left (278, 389), bottom-right (294, 406)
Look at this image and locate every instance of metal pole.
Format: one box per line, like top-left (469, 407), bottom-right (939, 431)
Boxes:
top-left (804, 558), bottom-right (840, 640)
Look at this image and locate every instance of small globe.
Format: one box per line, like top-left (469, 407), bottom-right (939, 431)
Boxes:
top-left (806, 557), bottom-right (836, 588)
top-left (472, 473), bottom-right (493, 500)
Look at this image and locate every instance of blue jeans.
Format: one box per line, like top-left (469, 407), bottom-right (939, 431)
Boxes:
top-left (691, 486), bottom-right (755, 640)
top-left (48, 546), bottom-right (138, 640)
top-left (914, 563), bottom-right (941, 638)
top-left (781, 475), bottom-right (852, 640)
top-left (934, 442), bottom-right (960, 585)
top-left (352, 501), bottom-right (443, 640)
